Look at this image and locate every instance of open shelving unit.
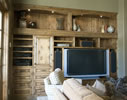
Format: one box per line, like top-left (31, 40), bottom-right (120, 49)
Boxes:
top-left (13, 34), bottom-right (33, 96)
top-left (12, 4), bottom-right (118, 99)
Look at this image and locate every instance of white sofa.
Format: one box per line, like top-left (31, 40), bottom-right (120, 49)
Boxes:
top-left (53, 78), bottom-right (104, 100)
top-left (44, 76), bottom-right (63, 100)
top-left (44, 68), bottom-right (64, 100)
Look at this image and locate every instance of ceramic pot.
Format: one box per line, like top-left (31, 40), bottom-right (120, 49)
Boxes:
top-left (77, 25), bottom-right (81, 32)
top-left (28, 21), bottom-right (37, 28)
top-left (72, 19), bottom-right (77, 31)
top-left (107, 25), bottom-right (114, 33)
top-left (19, 20), bottom-right (27, 28)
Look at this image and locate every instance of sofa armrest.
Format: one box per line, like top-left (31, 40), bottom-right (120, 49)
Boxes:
top-left (44, 76), bottom-right (51, 85)
top-left (45, 84), bottom-right (63, 95)
top-left (63, 78), bottom-right (103, 100)
top-left (53, 88), bottom-right (68, 100)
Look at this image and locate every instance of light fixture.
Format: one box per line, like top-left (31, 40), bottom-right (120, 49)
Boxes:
top-left (100, 15), bottom-right (103, 18)
top-left (51, 10), bottom-right (55, 13)
top-left (28, 9), bottom-right (31, 12)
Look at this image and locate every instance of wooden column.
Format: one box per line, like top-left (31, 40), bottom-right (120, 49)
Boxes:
top-left (96, 38), bottom-right (100, 48)
top-left (67, 13), bottom-right (72, 31)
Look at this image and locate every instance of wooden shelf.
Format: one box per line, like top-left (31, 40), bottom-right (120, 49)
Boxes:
top-left (54, 46), bottom-right (93, 48)
top-left (14, 4), bottom-right (117, 18)
top-left (15, 28), bottom-right (117, 39)
top-left (14, 89), bottom-right (31, 91)
top-left (54, 46), bottom-right (110, 49)
top-left (13, 45), bottom-right (33, 47)
top-left (54, 46), bottom-right (71, 48)
top-left (13, 38), bottom-right (33, 40)
top-left (14, 73), bottom-right (31, 77)
top-left (14, 80), bottom-right (32, 83)
top-left (13, 66), bottom-right (32, 69)
top-left (13, 51), bottom-right (32, 53)
top-left (13, 57), bottom-right (32, 59)
top-left (54, 40), bottom-right (73, 43)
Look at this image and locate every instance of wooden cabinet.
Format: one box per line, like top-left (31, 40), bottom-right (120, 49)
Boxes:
top-left (12, 35), bottom-right (53, 98)
top-left (12, 34), bottom-right (33, 100)
top-left (34, 36), bottom-right (53, 65)
top-left (13, 35), bottom-right (33, 89)
top-left (33, 36), bottom-right (53, 96)
top-left (12, 4), bottom-right (118, 100)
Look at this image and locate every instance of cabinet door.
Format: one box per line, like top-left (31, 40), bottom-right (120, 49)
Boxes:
top-left (33, 36), bottom-right (53, 96)
top-left (36, 36), bottom-right (50, 64)
top-left (34, 36), bottom-right (54, 66)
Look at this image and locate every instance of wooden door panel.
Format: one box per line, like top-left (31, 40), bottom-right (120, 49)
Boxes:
top-left (37, 37), bottom-right (50, 65)
top-left (33, 36), bottom-right (53, 96)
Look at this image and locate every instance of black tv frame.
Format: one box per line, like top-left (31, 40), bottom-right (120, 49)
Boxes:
top-left (64, 48), bottom-right (110, 79)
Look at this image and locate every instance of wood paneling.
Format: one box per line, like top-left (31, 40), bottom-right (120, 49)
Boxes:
top-left (14, 28), bottom-right (117, 39)
top-left (34, 64), bottom-right (50, 96)
top-left (14, 4), bottom-right (117, 18)
top-left (17, 12), bottom-right (67, 30)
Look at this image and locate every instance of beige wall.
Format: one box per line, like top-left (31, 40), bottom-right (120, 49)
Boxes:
top-left (124, 0), bottom-right (127, 76)
top-left (117, 0), bottom-right (125, 77)
top-left (14, 0), bottom-right (118, 12)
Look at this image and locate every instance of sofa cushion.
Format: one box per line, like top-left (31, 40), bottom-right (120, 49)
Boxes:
top-left (49, 68), bottom-right (64, 85)
top-left (63, 78), bottom-right (103, 100)
top-left (92, 80), bottom-right (106, 93)
top-left (86, 84), bottom-right (105, 97)
top-left (83, 93), bottom-right (103, 100)
top-left (53, 88), bottom-right (68, 100)
top-left (44, 76), bottom-right (51, 85)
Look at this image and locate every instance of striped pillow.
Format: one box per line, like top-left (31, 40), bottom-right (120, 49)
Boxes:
top-left (49, 68), bottom-right (64, 85)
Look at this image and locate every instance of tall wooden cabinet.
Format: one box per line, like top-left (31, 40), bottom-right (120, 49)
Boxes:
top-left (13, 34), bottom-right (33, 99)
top-left (33, 36), bottom-right (53, 96)
top-left (11, 4), bottom-right (118, 100)
top-left (12, 35), bottom-right (53, 99)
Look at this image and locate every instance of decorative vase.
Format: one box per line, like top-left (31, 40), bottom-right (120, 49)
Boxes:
top-left (77, 25), bottom-right (81, 32)
top-left (101, 25), bottom-right (105, 33)
top-left (56, 18), bottom-right (64, 30)
top-left (107, 25), bottom-right (114, 33)
top-left (27, 21), bottom-right (37, 28)
top-left (19, 19), bottom-right (27, 28)
top-left (72, 19), bottom-right (77, 31)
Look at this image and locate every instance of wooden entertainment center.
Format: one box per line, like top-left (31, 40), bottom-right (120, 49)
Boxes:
top-left (12, 4), bottom-right (117, 100)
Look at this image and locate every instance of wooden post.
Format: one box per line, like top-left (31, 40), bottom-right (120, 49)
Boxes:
top-left (96, 38), bottom-right (100, 48)
top-left (67, 13), bottom-right (72, 31)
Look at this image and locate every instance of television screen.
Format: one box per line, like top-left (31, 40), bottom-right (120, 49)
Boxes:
top-left (64, 49), bottom-right (109, 79)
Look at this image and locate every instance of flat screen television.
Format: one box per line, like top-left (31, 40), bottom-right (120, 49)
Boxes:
top-left (64, 48), bottom-right (109, 79)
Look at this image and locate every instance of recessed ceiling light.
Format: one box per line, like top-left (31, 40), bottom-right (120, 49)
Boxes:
top-left (51, 11), bottom-right (55, 13)
top-left (28, 9), bottom-right (31, 12)
top-left (100, 15), bottom-right (103, 18)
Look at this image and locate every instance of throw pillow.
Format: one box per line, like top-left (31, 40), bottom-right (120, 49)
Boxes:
top-left (86, 84), bottom-right (105, 97)
top-left (55, 68), bottom-right (64, 83)
top-left (92, 80), bottom-right (106, 93)
top-left (44, 76), bottom-right (51, 85)
top-left (53, 88), bottom-right (68, 100)
top-left (49, 68), bottom-right (64, 85)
